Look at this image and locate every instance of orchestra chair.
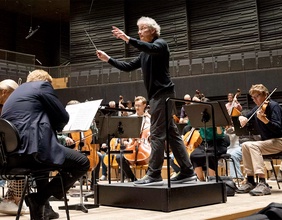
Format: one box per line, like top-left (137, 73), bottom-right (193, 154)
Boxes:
top-left (131, 164), bottom-right (148, 179)
top-left (218, 153), bottom-right (241, 186)
top-left (263, 152), bottom-right (282, 189)
top-left (0, 118), bottom-right (70, 220)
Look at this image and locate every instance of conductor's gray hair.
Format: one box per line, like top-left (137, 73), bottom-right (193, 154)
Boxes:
top-left (137, 16), bottom-right (161, 37)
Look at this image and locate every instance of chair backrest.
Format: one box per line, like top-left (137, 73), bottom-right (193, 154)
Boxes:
top-left (0, 118), bottom-right (20, 155)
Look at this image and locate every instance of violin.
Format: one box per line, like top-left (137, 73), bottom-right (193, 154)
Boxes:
top-left (229, 89), bottom-right (241, 117)
top-left (69, 129), bottom-right (99, 171)
top-left (103, 138), bottom-right (120, 169)
top-left (124, 128), bottom-right (151, 165)
top-left (242, 88), bottom-right (277, 127)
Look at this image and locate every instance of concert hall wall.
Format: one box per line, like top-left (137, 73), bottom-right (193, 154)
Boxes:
top-left (55, 68), bottom-right (282, 108)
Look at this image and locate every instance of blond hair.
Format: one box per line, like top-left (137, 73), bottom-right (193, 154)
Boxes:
top-left (27, 69), bottom-right (52, 83)
top-left (249, 84), bottom-right (269, 97)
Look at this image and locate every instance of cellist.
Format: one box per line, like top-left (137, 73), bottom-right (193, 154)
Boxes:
top-left (116, 96), bottom-right (151, 182)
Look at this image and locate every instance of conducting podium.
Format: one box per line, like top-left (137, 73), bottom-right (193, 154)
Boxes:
top-left (59, 99), bottom-right (102, 213)
top-left (97, 98), bottom-right (228, 212)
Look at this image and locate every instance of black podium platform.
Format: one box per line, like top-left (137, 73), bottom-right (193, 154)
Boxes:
top-left (97, 181), bottom-right (227, 212)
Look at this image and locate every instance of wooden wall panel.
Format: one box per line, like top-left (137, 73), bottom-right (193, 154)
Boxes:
top-left (257, 0), bottom-right (282, 50)
top-left (187, 0), bottom-right (259, 57)
top-left (125, 0), bottom-right (188, 57)
top-left (70, 0), bottom-right (125, 64)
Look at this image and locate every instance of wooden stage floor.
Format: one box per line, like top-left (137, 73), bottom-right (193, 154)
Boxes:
top-left (1, 180), bottom-right (282, 220)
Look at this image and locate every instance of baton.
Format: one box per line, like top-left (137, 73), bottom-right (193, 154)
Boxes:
top-left (84, 29), bottom-right (98, 51)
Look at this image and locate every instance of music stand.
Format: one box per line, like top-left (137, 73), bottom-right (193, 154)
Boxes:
top-left (59, 100), bottom-right (102, 213)
top-left (99, 116), bottom-right (143, 183)
top-left (231, 116), bottom-right (259, 136)
top-left (184, 101), bottom-right (231, 128)
top-left (184, 101), bottom-right (231, 180)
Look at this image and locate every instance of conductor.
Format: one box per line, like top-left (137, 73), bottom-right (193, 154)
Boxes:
top-left (96, 16), bottom-right (196, 186)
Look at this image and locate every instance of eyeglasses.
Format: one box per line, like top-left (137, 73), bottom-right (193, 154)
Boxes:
top-left (251, 94), bottom-right (261, 100)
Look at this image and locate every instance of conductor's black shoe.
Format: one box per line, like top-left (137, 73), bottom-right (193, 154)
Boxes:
top-left (133, 175), bottom-right (163, 186)
top-left (45, 204), bottom-right (59, 219)
top-left (170, 172), bottom-right (197, 184)
top-left (25, 193), bottom-right (45, 220)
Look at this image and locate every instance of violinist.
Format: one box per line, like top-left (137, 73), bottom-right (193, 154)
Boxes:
top-left (116, 96), bottom-right (150, 182)
top-left (237, 84), bottom-right (282, 196)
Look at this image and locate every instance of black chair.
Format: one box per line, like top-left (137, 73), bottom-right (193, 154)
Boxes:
top-left (218, 153), bottom-right (241, 186)
top-left (263, 153), bottom-right (282, 189)
top-left (0, 118), bottom-right (70, 220)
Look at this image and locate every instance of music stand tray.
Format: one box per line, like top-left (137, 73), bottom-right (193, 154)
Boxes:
top-left (184, 101), bottom-right (231, 128)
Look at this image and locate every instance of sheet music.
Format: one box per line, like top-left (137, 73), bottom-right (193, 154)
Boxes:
top-left (63, 99), bottom-right (102, 133)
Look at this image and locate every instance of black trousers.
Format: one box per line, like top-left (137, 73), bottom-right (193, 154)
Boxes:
top-left (147, 90), bottom-right (194, 178)
top-left (9, 147), bottom-right (89, 204)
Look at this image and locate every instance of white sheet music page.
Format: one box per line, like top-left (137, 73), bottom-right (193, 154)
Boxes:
top-left (62, 99), bottom-right (102, 133)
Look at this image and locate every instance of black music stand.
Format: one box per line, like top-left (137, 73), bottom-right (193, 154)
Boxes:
top-left (184, 101), bottom-right (232, 180)
top-left (59, 100), bottom-right (102, 213)
top-left (99, 116), bottom-right (143, 183)
top-left (231, 116), bottom-right (259, 136)
top-left (184, 101), bottom-right (231, 128)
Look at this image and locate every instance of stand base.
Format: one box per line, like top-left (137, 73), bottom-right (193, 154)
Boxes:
top-left (59, 203), bottom-right (99, 213)
top-left (97, 180), bottom-right (226, 212)
top-left (84, 192), bottom-right (94, 202)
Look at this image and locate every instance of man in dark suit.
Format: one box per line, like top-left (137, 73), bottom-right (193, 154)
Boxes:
top-left (1, 69), bottom-right (90, 220)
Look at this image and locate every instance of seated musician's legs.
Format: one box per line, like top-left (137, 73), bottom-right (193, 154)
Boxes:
top-left (237, 141), bottom-right (271, 196)
top-left (99, 153), bottom-right (108, 180)
top-left (9, 147), bottom-right (89, 218)
top-left (116, 154), bottom-right (137, 181)
top-left (190, 146), bottom-right (207, 181)
top-left (227, 147), bottom-right (244, 179)
top-left (93, 152), bottom-right (102, 182)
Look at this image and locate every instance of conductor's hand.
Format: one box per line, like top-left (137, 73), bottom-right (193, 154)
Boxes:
top-left (96, 50), bottom-right (110, 62)
top-left (238, 116), bottom-right (248, 128)
top-left (112, 26), bottom-right (130, 43)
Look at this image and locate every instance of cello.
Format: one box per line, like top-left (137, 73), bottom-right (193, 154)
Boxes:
top-left (69, 129), bottom-right (99, 171)
top-left (124, 128), bottom-right (151, 166)
top-left (174, 127), bottom-right (202, 166)
top-left (103, 138), bottom-right (120, 169)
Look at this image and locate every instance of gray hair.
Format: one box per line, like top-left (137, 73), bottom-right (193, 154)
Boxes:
top-left (0, 79), bottom-right (18, 91)
top-left (137, 16), bottom-right (161, 37)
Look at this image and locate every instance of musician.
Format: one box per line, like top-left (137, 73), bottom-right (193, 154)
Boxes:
top-left (0, 79), bottom-right (61, 218)
top-left (97, 16), bottom-right (196, 186)
top-left (225, 93), bottom-right (242, 114)
top-left (225, 92), bottom-right (244, 181)
top-left (237, 84), bottom-right (282, 196)
top-left (116, 96), bottom-right (150, 182)
top-left (1, 70), bottom-right (90, 219)
top-left (0, 79), bottom-right (28, 215)
top-left (179, 94), bottom-right (191, 124)
top-left (190, 126), bottom-right (229, 181)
